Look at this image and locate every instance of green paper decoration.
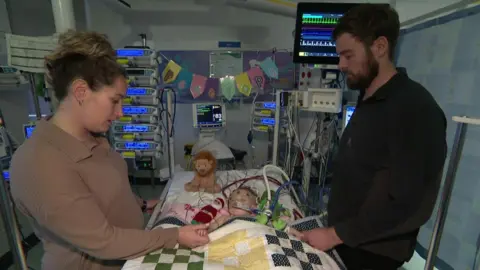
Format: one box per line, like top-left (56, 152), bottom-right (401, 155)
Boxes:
top-left (220, 76), bottom-right (236, 101)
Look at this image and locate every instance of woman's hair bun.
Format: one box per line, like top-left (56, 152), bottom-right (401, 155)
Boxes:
top-left (45, 30), bottom-right (116, 65)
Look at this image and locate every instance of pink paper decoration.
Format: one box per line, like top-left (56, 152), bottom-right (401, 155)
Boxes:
top-left (190, 74), bottom-right (208, 99)
top-left (247, 67), bottom-right (265, 90)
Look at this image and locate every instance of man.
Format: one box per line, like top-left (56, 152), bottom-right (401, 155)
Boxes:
top-left (300, 4), bottom-right (447, 270)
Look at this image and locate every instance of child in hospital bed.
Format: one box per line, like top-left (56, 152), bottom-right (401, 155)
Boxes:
top-left (206, 187), bottom-right (304, 239)
top-left (160, 187), bottom-right (303, 238)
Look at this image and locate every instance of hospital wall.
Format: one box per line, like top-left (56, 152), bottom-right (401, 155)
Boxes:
top-left (396, 5), bottom-right (480, 269)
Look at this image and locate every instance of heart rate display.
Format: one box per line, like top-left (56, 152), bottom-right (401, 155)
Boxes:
top-left (299, 13), bottom-right (341, 59)
top-left (194, 104), bottom-right (224, 127)
top-left (302, 15), bottom-right (340, 24)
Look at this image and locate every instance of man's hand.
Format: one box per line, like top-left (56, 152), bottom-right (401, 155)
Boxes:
top-left (301, 227), bottom-right (343, 251)
top-left (178, 223), bottom-right (210, 248)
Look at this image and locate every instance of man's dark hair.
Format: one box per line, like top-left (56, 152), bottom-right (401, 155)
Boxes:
top-left (332, 4), bottom-right (400, 59)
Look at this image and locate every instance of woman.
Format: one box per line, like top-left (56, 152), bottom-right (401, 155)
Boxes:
top-left (9, 30), bottom-right (209, 270)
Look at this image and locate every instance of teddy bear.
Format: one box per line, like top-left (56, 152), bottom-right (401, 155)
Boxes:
top-left (184, 150), bottom-right (221, 194)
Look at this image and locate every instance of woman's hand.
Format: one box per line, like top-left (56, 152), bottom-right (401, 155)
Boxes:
top-left (178, 224), bottom-right (210, 248)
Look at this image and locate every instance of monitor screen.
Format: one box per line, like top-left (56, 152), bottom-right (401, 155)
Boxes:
top-left (193, 104), bottom-right (225, 128)
top-left (23, 124), bottom-right (36, 139)
top-left (293, 3), bottom-right (361, 64)
top-left (343, 105), bottom-right (355, 130)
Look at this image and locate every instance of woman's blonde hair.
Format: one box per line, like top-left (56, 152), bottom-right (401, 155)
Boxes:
top-left (45, 30), bottom-right (125, 101)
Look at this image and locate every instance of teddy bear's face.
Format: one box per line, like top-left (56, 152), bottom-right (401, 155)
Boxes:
top-left (194, 158), bottom-right (213, 176)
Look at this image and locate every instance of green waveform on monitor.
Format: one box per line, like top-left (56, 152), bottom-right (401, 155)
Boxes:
top-left (302, 17), bottom-right (339, 24)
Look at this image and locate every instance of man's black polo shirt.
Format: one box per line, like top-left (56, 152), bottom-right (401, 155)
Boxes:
top-left (328, 72), bottom-right (447, 262)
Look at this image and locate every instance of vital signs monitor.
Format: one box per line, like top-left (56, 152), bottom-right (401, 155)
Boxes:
top-left (293, 2), bottom-right (360, 64)
top-left (192, 103), bottom-right (226, 128)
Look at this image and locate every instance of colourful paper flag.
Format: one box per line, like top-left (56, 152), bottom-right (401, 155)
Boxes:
top-left (174, 69), bottom-right (193, 93)
top-left (190, 74), bottom-right (207, 99)
top-left (220, 76), bottom-right (236, 101)
top-left (162, 60), bottom-right (182, 83)
top-left (235, 72), bottom-right (253, 97)
top-left (259, 57), bottom-right (278, 79)
top-left (247, 67), bottom-right (265, 90)
top-left (201, 78), bottom-right (219, 101)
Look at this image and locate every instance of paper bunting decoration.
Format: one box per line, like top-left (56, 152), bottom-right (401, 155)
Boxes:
top-left (247, 67), bottom-right (265, 90)
top-left (202, 78), bottom-right (219, 100)
top-left (174, 69), bottom-right (193, 93)
top-left (190, 74), bottom-right (207, 99)
top-left (235, 72), bottom-right (253, 97)
top-left (259, 57), bottom-right (278, 79)
top-left (220, 76), bottom-right (236, 101)
top-left (162, 60), bottom-right (182, 83)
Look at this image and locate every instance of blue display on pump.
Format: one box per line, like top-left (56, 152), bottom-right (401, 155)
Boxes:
top-left (123, 106), bottom-right (148, 115)
top-left (263, 102), bottom-right (276, 109)
top-left (261, 118), bottom-right (275, 126)
top-left (2, 170), bottom-right (9, 181)
top-left (124, 142), bottom-right (154, 150)
top-left (123, 125), bottom-right (149, 132)
top-left (116, 49), bottom-right (147, 57)
top-left (126, 88), bottom-right (148, 96)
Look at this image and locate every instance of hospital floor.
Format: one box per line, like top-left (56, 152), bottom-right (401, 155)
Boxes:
top-left (6, 184), bottom-right (429, 270)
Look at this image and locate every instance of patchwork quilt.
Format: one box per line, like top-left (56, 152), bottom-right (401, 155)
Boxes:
top-left (122, 216), bottom-right (345, 270)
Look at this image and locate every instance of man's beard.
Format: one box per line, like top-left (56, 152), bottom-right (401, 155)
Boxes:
top-left (346, 49), bottom-right (379, 90)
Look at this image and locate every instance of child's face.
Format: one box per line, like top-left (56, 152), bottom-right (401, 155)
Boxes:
top-left (228, 188), bottom-right (257, 216)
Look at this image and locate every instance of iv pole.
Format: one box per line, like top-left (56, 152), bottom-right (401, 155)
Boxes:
top-left (165, 88), bottom-right (175, 179)
top-left (424, 116), bottom-right (479, 270)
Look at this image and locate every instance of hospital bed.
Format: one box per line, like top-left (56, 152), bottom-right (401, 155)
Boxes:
top-left (122, 167), bottom-right (347, 270)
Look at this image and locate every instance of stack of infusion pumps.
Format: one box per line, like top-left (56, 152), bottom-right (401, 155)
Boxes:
top-left (110, 48), bottom-right (162, 171)
top-left (252, 102), bottom-right (276, 132)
